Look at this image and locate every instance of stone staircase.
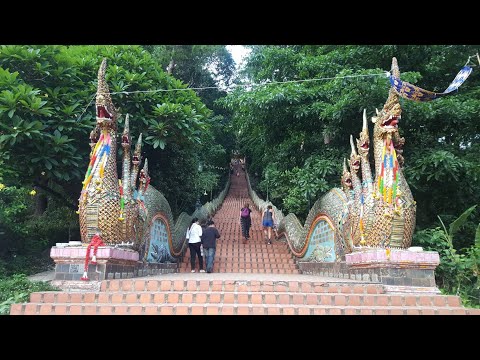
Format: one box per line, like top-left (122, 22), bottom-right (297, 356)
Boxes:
top-left (10, 166), bottom-right (480, 315)
top-left (10, 274), bottom-right (480, 315)
top-left (179, 168), bottom-right (300, 274)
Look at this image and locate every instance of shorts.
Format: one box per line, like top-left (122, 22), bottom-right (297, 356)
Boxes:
top-left (262, 220), bottom-right (273, 227)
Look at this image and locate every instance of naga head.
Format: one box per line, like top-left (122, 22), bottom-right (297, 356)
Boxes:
top-left (122, 114), bottom-right (131, 148)
top-left (139, 158), bottom-right (150, 192)
top-left (356, 109), bottom-right (370, 157)
top-left (372, 57), bottom-right (402, 138)
top-left (349, 135), bottom-right (360, 174)
top-left (341, 158), bottom-right (353, 191)
top-left (132, 133), bottom-right (142, 165)
top-left (96, 58), bottom-right (117, 130)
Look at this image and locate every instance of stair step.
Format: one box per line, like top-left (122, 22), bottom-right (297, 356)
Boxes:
top-left (12, 169), bottom-right (478, 316)
top-left (11, 302), bottom-right (479, 315)
top-left (28, 291), bottom-right (464, 307)
top-left (98, 279), bottom-right (385, 293)
top-left (179, 171), bottom-right (298, 274)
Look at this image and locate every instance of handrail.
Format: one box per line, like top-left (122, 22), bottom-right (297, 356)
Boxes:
top-left (169, 176), bottom-right (231, 257)
top-left (244, 171), bottom-right (348, 260)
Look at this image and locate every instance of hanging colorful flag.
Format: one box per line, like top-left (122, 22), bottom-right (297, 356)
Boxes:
top-left (389, 66), bottom-right (472, 102)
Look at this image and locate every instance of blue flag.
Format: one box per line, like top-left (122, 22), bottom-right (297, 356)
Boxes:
top-left (389, 66), bottom-right (472, 102)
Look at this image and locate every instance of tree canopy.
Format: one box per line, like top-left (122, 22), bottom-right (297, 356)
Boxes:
top-left (222, 45), bottom-right (480, 242)
top-left (0, 45), bottom-right (234, 216)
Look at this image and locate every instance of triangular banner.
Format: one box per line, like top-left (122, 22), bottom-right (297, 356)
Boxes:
top-left (389, 66), bottom-right (473, 102)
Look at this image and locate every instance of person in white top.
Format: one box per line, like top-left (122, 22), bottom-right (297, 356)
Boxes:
top-left (186, 217), bottom-right (204, 272)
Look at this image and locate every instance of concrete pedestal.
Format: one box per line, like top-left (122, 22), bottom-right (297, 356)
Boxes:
top-left (50, 245), bottom-right (140, 282)
top-left (298, 248), bottom-right (441, 293)
top-left (345, 248), bottom-right (440, 291)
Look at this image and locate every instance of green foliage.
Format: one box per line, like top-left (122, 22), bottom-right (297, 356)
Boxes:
top-left (0, 185), bottom-right (75, 273)
top-left (195, 171), bottom-right (220, 197)
top-left (224, 46), bottom-right (480, 303)
top-left (0, 46), bottom-right (86, 187)
top-left (258, 155), bottom-right (338, 218)
top-left (0, 45), bottom-right (212, 210)
top-left (414, 206), bottom-right (480, 307)
top-left (143, 46), bottom-right (236, 210)
top-left (0, 45), bottom-right (237, 221)
top-left (448, 205), bottom-right (477, 240)
top-left (405, 148), bottom-right (480, 247)
top-left (0, 45), bottom-right (232, 277)
top-left (476, 223), bottom-right (480, 247)
top-left (0, 185), bottom-right (31, 220)
top-left (222, 45), bottom-right (480, 230)
top-left (0, 254), bottom-right (54, 278)
top-left (0, 274), bottom-right (58, 315)
top-left (146, 45), bottom-right (235, 111)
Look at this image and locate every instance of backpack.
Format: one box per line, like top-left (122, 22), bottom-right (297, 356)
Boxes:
top-left (241, 207), bottom-right (250, 218)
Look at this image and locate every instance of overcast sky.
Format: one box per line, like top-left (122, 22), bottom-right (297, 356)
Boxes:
top-left (226, 45), bottom-right (251, 70)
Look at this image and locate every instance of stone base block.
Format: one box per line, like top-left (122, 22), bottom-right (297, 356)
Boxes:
top-left (345, 248), bottom-right (439, 288)
top-left (50, 280), bottom-right (102, 292)
top-left (383, 285), bottom-right (441, 295)
top-left (345, 248), bottom-right (440, 269)
top-left (299, 249), bottom-right (441, 291)
top-left (50, 245), bottom-right (140, 281)
top-left (50, 246), bottom-right (139, 261)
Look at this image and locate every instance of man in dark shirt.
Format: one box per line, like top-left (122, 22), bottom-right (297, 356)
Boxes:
top-left (201, 219), bottom-right (221, 273)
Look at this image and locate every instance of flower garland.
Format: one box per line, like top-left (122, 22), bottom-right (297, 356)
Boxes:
top-left (375, 136), bottom-right (401, 217)
top-left (77, 130), bottom-right (111, 213)
top-left (359, 193), bottom-right (366, 245)
top-left (81, 233), bottom-right (105, 281)
top-left (119, 179), bottom-right (125, 221)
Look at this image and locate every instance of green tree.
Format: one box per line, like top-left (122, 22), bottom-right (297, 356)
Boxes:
top-left (0, 45), bottom-right (212, 216)
top-left (222, 45), bottom-right (480, 230)
top-left (414, 205), bottom-right (480, 307)
top-left (144, 45), bottom-right (237, 210)
top-left (0, 45), bottom-right (236, 269)
top-left (145, 45), bottom-right (235, 110)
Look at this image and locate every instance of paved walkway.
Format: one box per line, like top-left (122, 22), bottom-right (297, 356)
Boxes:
top-left (179, 164), bottom-right (300, 274)
top-left (28, 270), bottom-right (55, 282)
top-left (137, 272), bottom-right (363, 283)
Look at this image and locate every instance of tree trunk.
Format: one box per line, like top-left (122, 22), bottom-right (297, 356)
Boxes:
top-left (166, 59), bottom-right (175, 75)
top-left (323, 133), bottom-right (330, 144)
top-left (34, 177), bottom-right (48, 216)
top-left (34, 191), bottom-right (48, 216)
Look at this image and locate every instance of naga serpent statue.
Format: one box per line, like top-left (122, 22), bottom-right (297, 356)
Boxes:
top-left (78, 59), bottom-right (227, 262)
top-left (247, 57), bottom-right (416, 261)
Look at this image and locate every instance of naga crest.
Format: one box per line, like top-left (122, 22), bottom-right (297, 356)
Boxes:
top-left (341, 158), bottom-right (353, 192)
top-left (139, 158), bottom-right (150, 193)
top-left (96, 58), bottom-right (118, 130)
top-left (349, 135), bottom-right (360, 173)
top-left (132, 133), bottom-right (143, 165)
top-left (122, 114), bottom-right (131, 148)
top-left (356, 109), bottom-right (370, 157)
top-left (372, 57), bottom-right (402, 138)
